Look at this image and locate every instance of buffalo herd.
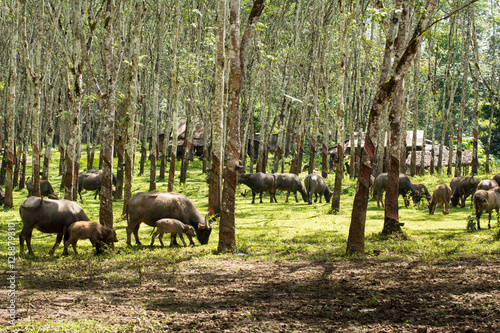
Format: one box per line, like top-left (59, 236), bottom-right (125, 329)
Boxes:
top-left (16, 167), bottom-right (500, 256)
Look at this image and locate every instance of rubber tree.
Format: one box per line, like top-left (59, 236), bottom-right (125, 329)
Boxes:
top-left (347, 1), bottom-right (437, 254)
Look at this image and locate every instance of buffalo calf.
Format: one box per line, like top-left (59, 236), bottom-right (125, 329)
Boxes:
top-left (428, 184), bottom-right (452, 215)
top-left (64, 221), bottom-right (118, 255)
top-left (150, 218), bottom-right (196, 247)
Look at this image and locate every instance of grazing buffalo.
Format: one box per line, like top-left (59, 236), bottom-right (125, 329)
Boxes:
top-left (237, 172), bottom-right (277, 204)
top-left (19, 197), bottom-right (90, 255)
top-left (78, 169), bottom-right (117, 200)
top-left (450, 176), bottom-right (478, 208)
top-left (150, 218), bottom-right (196, 247)
top-left (372, 173), bottom-right (419, 208)
top-left (64, 221), bottom-right (118, 255)
top-left (26, 178), bottom-right (59, 199)
top-left (472, 187), bottom-right (500, 229)
top-left (274, 173), bottom-right (308, 203)
top-left (126, 192), bottom-right (211, 246)
top-left (412, 183), bottom-right (431, 203)
top-left (477, 179), bottom-right (499, 191)
top-left (428, 184), bottom-right (452, 215)
top-left (304, 174), bottom-right (333, 204)
top-left (493, 174), bottom-right (500, 186)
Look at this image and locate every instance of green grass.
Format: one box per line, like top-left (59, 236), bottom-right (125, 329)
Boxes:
top-left (2, 148), bottom-right (500, 331)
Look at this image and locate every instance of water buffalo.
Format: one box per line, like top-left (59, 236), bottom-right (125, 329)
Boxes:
top-left (412, 182), bottom-right (431, 203)
top-left (26, 178), bottom-right (59, 199)
top-left (372, 173), bottom-right (419, 208)
top-left (477, 179), bottom-right (499, 191)
top-left (126, 192), bottom-right (211, 246)
top-left (493, 173), bottom-right (500, 186)
top-left (428, 184), bottom-right (452, 215)
top-left (472, 187), bottom-right (500, 229)
top-left (150, 218), bottom-right (196, 247)
top-left (237, 172), bottom-right (277, 204)
top-left (274, 173), bottom-right (308, 203)
top-left (450, 176), bottom-right (478, 208)
top-left (78, 169), bottom-right (117, 200)
top-left (304, 174), bottom-right (333, 204)
top-left (19, 196), bottom-right (90, 255)
top-left (64, 221), bottom-right (118, 255)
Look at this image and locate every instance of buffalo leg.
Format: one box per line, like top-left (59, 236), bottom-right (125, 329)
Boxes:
top-left (285, 192), bottom-right (290, 203)
top-left (259, 192), bottom-right (264, 203)
top-left (251, 191), bottom-right (256, 204)
top-left (158, 233), bottom-right (165, 247)
top-left (150, 231), bottom-right (158, 247)
top-left (133, 222), bottom-right (142, 245)
top-left (49, 233), bottom-right (64, 255)
top-left (178, 233), bottom-right (187, 247)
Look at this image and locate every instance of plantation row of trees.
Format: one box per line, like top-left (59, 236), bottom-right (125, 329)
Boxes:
top-left (0, 0), bottom-right (498, 253)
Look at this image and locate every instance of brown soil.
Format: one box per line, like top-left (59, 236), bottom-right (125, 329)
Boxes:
top-left (3, 257), bottom-right (500, 332)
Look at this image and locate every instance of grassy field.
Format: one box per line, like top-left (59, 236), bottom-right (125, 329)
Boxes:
top-left (1, 149), bottom-right (500, 332)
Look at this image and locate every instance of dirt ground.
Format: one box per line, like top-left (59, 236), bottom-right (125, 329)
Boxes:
top-left (2, 257), bottom-right (500, 332)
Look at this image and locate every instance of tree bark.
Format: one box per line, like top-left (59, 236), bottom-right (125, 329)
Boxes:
top-left (383, 0), bottom-right (409, 236)
top-left (4, 0), bottom-right (19, 208)
top-left (455, 10), bottom-right (470, 178)
top-left (123, 0), bottom-right (143, 214)
top-left (219, 0), bottom-right (265, 253)
top-left (99, 0), bottom-right (124, 228)
top-left (168, 1), bottom-right (181, 193)
top-left (209, 0), bottom-right (227, 218)
top-left (347, 1), bottom-right (437, 254)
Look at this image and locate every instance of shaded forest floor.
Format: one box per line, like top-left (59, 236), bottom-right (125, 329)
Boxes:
top-left (3, 256), bottom-right (500, 332)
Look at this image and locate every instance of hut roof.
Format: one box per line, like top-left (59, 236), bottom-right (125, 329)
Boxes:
top-left (405, 149), bottom-right (473, 168)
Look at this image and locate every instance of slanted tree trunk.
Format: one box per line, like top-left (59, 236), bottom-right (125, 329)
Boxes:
top-left (331, 0), bottom-right (348, 213)
top-left (150, 2), bottom-right (165, 189)
top-left (209, 0), bottom-right (227, 218)
top-left (123, 0), bottom-right (143, 215)
top-left (347, 1), bottom-right (437, 254)
top-left (455, 10), bottom-right (470, 178)
top-left (4, 0), bottom-right (19, 208)
top-left (99, 0), bottom-right (124, 228)
top-left (410, 50), bottom-right (420, 176)
top-left (168, 1), bottom-right (181, 193)
top-left (471, 7), bottom-right (480, 175)
top-left (219, 0), bottom-right (265, 253)
top-left (63, 1), bottom-right (84, 201)
top-left (383, 0), bottom-right (409, 236)
top-left (437, 14), bottom-right (457, 174)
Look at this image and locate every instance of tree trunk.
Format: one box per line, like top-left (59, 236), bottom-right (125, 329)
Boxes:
top-left (383, 0), bottom-right (409, 236)
top-left (99, 0), bottom-right (123, 228)
top-left (347, 1), bottom-right (437, 254)
top-left (410, 50), bottom-right (420, 176)
top-left (168, 1), bottom-right (181, 193)
top-left (455, 10), bottom-right (470, 178)
top-left (209, 0), bottom-right (226, 218)
top-left (150, 2), bottom-right (165, 190)
top-left (4, 0), bottom-right (18, 208)
top-left (219, 0), bottom-right (265, 253)
top-left (123, 0), bottom-right (143, 215)
top-left (471, 7), bottom-right (480, 175)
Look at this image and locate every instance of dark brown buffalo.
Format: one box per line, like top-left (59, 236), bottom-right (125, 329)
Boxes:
top-left (304, 174), bottom-right (333, 204)
top-left (78, 169), bottom-right (117, 200)
top-left (26, 179), bottom-right (59, 199)
top-left (372, 173), bottom-right (419, 208)
top-left (126, 192), bottom-right (211, 246)
top-left (274, 173), bottom-right (308, 203)
top-left (237, 172), bottom-right (277, 204)
top-left (413, 183), bottom-right (431, 203)
top-left (450, 176), bottom-right (478, 208)
top-left (19, 197), bottom-right (90, 255)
